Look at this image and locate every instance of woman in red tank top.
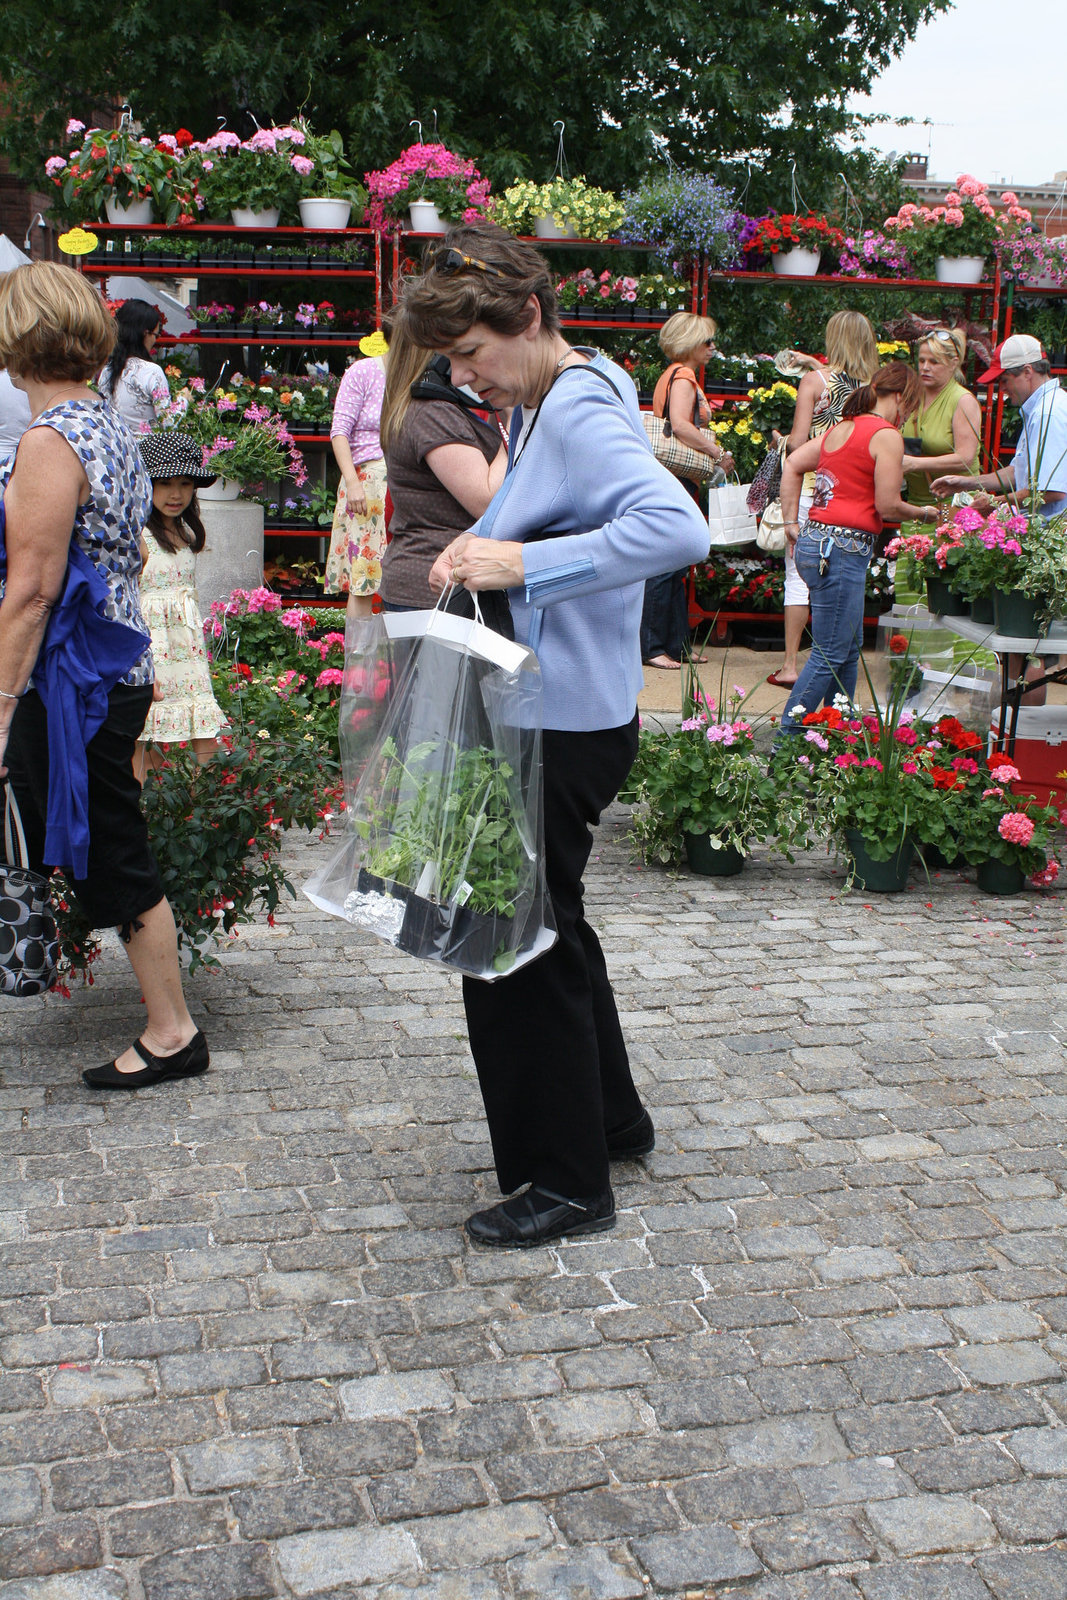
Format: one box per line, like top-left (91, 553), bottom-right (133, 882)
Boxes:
top-left (776, 363), bottom-right (935, 735)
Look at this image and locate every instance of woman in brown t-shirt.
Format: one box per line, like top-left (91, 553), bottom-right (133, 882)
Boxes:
top-left (379, 326), bottom-right (506, 610)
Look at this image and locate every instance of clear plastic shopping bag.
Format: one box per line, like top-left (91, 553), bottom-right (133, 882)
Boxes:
top-left (304, 593), bottom-right (555, 980)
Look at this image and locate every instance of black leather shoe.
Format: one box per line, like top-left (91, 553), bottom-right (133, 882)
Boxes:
top-left (607, 1109), bottom-right (655, 1160)
top-left (83, 1030), bottom-right (209, 1090)
top-left (466, 1185), bottom-right (616, 1249)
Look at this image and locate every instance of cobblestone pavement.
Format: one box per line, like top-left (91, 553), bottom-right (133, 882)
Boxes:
top-left (2, 816), bottom-right (1067, 1600)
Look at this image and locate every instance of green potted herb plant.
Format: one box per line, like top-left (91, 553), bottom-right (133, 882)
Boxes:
top-left (628, 665), bottom-right (792, 874)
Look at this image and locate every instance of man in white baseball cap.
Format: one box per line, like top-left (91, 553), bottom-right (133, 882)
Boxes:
top-left (932, 333), bottom-right (1067, 517)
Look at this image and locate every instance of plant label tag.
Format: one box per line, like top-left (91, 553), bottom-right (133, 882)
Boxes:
top-left (454, 880), bottom-right (473, 906)
top-left (415, 861), bottom-right (438, 899)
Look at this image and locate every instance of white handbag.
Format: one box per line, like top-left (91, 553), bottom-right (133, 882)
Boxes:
top-left (707, 478), bottom-right (758, 549)
top-left (756, 499), bottom-right (788, 554)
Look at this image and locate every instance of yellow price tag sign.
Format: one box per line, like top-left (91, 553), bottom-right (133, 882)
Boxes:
top-left (58, 227), bottom-right (99, 257)
top-left (358, 329), bottom-right (389, 358)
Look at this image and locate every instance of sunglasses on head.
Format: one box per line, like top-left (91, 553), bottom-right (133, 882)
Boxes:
top-left (427, 246), bottom-right (502, 279)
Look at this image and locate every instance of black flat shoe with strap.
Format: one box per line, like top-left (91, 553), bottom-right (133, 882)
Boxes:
top-left (82, 1030), bottom-right (209, 1090)
top-left (466, 1185), bottom-right (616, 1249)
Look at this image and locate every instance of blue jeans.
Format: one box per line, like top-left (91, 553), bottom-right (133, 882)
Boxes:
top-left (780, 529), bottom-right (871, 735)
top-left (640, 568), bottom-right (689, 662)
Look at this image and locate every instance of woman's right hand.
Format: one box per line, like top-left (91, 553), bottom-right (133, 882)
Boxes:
top-left (344, 474), bottom-right (367, 517)
top-left (716, 450), bottom-right (735, 475)
top-left (429, 533), bottom-right (473, 595)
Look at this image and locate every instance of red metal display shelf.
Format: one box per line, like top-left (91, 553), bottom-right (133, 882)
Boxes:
top-left (81, 264), bottom-right (373, 279)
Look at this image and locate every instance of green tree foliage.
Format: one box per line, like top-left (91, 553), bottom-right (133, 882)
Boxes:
top-left (0, 0), bottom-right (947, 205)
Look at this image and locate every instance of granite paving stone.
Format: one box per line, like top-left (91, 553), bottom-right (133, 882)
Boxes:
top-left (1, 819), bottom-right (1064, 1596)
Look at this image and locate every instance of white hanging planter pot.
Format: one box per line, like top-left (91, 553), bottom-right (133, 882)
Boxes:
top-left (772, 247), bottom-right (821, 277)
top-left (935, 256), bottom-right (986, 284)
top-left (231, 206), bottom-right (280, 229)
top-left (407, 200), bottom-right (446, 234)
top-left (199, 477), bottom-right (242, 502)
top-left (105, 197), bottom-right (153, 226)
top-left (1021, 270), bottom-right (1059, 290)
top-left (299, 197), bottom-right (351, 231)
top-left (534, 214), bottom-right (579, 240)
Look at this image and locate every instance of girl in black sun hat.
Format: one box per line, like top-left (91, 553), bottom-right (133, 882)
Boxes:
top-left (135, 431), bottom-right (226, 779)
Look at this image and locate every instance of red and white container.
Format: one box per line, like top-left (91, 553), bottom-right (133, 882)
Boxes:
top-left (989, 707), bottom-right (1067, 807)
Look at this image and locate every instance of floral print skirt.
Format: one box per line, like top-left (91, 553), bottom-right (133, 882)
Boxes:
top-left (324, 458), bottom-right (388, 597)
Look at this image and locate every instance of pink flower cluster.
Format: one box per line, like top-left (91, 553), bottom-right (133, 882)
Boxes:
top-left (998, 811), bottom-right (1035, 845)
top-left (364, 142), bottom-right (491, 233)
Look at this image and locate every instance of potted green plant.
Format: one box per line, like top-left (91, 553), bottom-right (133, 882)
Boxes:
top-left (619, 171), bottom-right (741, 266)
top-left (883, 177), bottom-right (1012, 282)
top-left (740, 213), bottom-right (846, 276)
top-left (774, 666), bottom-right (937, 892)
top-left (161, 378), bottom-right (308, 496)
top-left (364, 142), bottom-right (491, 235)
top-left (885, 517), bottom-right (973, 617)
top-left (192, 126), bottom-right (305, 226)
top-left (628, 667), bottom-right (794, 873)
top-left (493, 176), bottom-right (623, 240)
top-left (355, 735), bottom-right (529, 971)
top-left (291, 122), bottom-right (368, 230)
top-left (45, 117), bottom-right (198, 225)
top-left (948, 505), bottom-right (1067, 635)
top-left (938, 747), bottom-right (1063, 893)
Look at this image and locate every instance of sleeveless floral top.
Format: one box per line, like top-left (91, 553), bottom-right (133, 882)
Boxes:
top-left (0, 398), bottom-right (153, 686)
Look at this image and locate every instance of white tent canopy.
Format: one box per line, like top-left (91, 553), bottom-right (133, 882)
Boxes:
top-left (0, 235), bottom-right (32, 273)
top-left (105, 275), bottom-right (195, 337)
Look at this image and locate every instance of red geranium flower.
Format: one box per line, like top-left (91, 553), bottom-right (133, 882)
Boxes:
top-left (175, 128), bottom-right (194, 147)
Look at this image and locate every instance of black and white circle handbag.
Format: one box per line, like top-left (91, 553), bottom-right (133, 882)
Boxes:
top-left (1, 785), bottom-right (58, 997)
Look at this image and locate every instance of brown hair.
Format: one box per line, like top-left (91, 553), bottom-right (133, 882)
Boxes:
top-left (824, 310), bottom-right (879, 382)
top-left (398, 224), bottom-right (560, 349)
top-left (0, 260), bottom-right (115, 382)
top-left (842, 361), bottom-right (924, 422)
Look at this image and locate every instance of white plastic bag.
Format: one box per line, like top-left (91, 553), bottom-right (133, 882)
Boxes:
top-left (707, 479), bottom-right (758, 548)
top-left (304, 594), bottom-right (555, 980)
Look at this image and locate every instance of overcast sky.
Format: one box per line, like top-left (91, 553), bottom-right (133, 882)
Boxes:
top-left (850, 0), bottom-right (1067, 192)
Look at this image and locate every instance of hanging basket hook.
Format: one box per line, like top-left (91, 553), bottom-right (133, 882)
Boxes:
top-left (409, 119), bottom-right (423, 146)
top-left (552, 121), bottom-right (568, 180)
top-left (837, 172), bottom-right (863, 236)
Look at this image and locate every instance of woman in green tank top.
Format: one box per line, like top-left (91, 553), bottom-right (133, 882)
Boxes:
top-left (902, 329), bottom-right (981, 524)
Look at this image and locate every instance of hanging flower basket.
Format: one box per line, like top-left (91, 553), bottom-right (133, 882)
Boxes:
top-left (771, 247), bottom-right (821, 277)
top-left (364, 143), bottom-right (490, 236)
top-left (935, 256), bottom-right (986, 283)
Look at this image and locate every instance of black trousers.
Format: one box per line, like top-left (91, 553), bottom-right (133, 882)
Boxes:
top-left (461, 716), bottom-right (643, 1198)
top-left (5, 686), bottom-right (164, 930)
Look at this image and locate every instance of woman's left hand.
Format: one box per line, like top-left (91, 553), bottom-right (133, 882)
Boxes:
top-left (449, 536), bottom-right (525, 593)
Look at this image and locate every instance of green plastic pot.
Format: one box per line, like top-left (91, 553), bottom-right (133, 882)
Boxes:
top-left (992, 589), bottom-right (1045, 638)
top-left (843, 828), bottom-right (914, 892)
top-left (969, 594), bottom-right (995, 625)
top-left (975, 858), bottom-right (1026, 895)
top-left (925, 575), bottom-right (968, 617)
top-left (684, 831), bottom-right (746, 876)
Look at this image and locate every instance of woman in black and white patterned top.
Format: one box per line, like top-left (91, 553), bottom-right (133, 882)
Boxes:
top-left (0, 263), bottom-right (208, 1091)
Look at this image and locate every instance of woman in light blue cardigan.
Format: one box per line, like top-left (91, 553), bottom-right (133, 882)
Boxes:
top-left (402, 226), bottom-right (710, 1249)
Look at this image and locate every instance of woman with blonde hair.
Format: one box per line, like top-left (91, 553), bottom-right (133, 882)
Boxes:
top-left (769, 310), bottom-right (880, 688)
top-left (901, 328), bottom-right (981, 526)
top-left (642, 311), bottom-right (733, 668)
